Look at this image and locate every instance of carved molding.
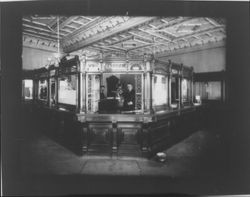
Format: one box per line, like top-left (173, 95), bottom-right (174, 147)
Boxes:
top-left (23, 34), bottom-right (59, 52)
top-left (63, 17), bottom-right (156, 53)
top-left (22, 16), bottom-right (226, 58)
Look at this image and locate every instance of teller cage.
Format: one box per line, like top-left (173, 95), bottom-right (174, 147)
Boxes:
top-left (22, 54), bottom-right (214, 157)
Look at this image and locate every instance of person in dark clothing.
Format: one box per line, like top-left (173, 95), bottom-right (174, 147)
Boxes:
top-left (100, 85), bottom-right (106, 100)
top-left (106, 75), bottom-right (119, 97)
top-left (123, 83), bottom-right (135, 111)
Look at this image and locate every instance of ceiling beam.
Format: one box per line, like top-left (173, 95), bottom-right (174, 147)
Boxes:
top-left (172, 26), bottom-right (225, 41)
top-left (59, 29), bottom-right (72, 34)
top-left (108, 35), bottom-right (134, 46)
top-left (23, 25), bottom-right (65, 38)
top-left (23, 30), bottom-right (61, 41)
top-left (23, 18), bottom-right (70, 38)
top-left (160, 18), bottom-right (169, 24)
top-left (47, 17), bottom-right (59, 29)
top-left (109, 46), bottom-right (127, 51)
top-left (205, 17), bottom-right (219, 27)
top-left (88, 46), bottom-right (121, 53)
top-left (127, 43), bottom-right (153, 52)
top-left (63, 16), bottom-right (104, 40)
top-left (81, 16), bottom-right (95, 21)
top-left (63, 17), bottom-right (156, 53)
top-left (156, 29), bottom-right (177, 38)
top-left (154, 17), bottom-right (193, 30)
top-left (23, 23), bottom-right (57, 34)
top-left (71, 20), bottom-right (85, 25)
top-left (129, 31), bottom-right (172, 47)
top-left (91, 45), bottom-right (126, 52)
top-left (133, 38), bottom-right (151, 44)
top-left (23, 18), bottom-right (50, 28)
top-left (128, 31), bottom-right (154, 43)
top-left (59, 16), bottom-right (78, 29)
top-left (139, 28), bottom-right (172, 42)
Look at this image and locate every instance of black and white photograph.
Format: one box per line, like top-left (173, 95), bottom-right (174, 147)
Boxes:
top-left (1, 1), bottom-right (249, 196)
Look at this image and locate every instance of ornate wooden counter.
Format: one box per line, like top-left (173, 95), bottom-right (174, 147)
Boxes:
top-left (72, 105), bottom-right (206, 157)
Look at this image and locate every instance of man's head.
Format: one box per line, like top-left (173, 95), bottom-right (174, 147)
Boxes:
top-left (117, 84), bottom-right (122, 90)
top-left (127, 83), bottom-right (133, 92)
top-left (100, 85), bottom-right (105, 92)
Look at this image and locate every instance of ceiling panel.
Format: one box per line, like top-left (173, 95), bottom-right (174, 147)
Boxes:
top-left (22, 16), bottom-right (226, 57)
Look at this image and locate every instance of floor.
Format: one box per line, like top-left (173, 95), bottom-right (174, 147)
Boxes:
top-left (19, 128), bottom-right (227, 177)
top-left (13, 127), bottom-right (234, 195)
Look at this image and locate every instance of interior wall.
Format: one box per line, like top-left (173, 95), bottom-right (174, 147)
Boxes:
top-left (23, 43), bottom-right (226, 73)
top-left (22, 47), bottom-right (55, 70)
top-left (159, 44), bottom-right (226, 73)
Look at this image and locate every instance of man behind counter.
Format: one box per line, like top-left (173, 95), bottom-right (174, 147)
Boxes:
top-left (123, 83), bottom-right (135, 111)
top-left (100, 85), bottom-right (106, 100)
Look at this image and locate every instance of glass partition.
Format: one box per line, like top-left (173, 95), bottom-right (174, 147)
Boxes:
top-left (194, 81), bottom-right (221, 101)
top-left (58, 75), bottom-right (77, 105)
top-left (87, 74), bottom-right (100, 113)
top-left (171, 76), bottom-right (179, 105)
top-left (50, 79), bottom-right (56, 105)
top-left (182, 78), bottom-right (191, 103)
top-left (86, 73), bottom-right (143, 114)
top-left (207, 81), bottom-right (221, 100)
top-left (38, 79), bottom-right (48, 101)
top-left (23, 79), bottom-right (33, 100)
top-left (153, 74), bottom-right (168, 106)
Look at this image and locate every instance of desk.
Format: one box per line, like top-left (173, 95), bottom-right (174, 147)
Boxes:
top-left (99, 98), bottom-right (123, 113)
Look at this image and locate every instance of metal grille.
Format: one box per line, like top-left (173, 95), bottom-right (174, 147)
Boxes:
top-left (87, 75), bottom-right (92, 111)
top-left (135, 74), bottom-right (142, 110)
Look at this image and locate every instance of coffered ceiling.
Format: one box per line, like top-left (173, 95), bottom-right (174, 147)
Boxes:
top-left (23, 16), bottom-right (226, 58)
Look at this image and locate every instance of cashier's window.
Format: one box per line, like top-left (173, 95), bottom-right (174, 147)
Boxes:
top-left (23, 79), bottom-right (33, 100)
top-left (194, 81), bottom-right (222, 100)
top-left (58, 75), bottom-right (77, 105)
top-left (38, 79), bottom-right (48, 101)
top-left (153, 74), bottom-right (168, 106)
top-left (182, 78), bottom-right (191, 103)
top-left (207, 81), bottom-right (222, 100)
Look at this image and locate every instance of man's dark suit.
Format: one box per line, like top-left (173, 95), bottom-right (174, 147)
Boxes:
top-left (123, 89), bottom-right (135, 111)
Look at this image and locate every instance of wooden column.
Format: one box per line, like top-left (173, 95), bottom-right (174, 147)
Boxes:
top-left (33, 79), bottom-right (37, 104)
top-left (150, 57), bottom-right (155, 113)
top-left (150, 71), bottom-right (154, 113)
top-left (55, 75), bottom-right (58, 105)
top-left (80, 56), bottom-right (87, 113)
top-left (47, 76), bottom-right (50, 107)
top-left (144, 61), bottom-right (151, 113)
top-left (58, 115), bottom-right (65, 141)
top-left (77, 72), bottom-right (81, 113)
top-left (221, 79), bottom-right (224, 103)
top-left (178, 77), bottom-right (181, 109)
top-left (55, 76), bottom-right (59, 106)
top-left (190, 67), bottom-right (194, 105)
top-left (179, 64), bottom-right (183, 109)
top-left (49, 78), bottom-right (52, 108)
top-left (143, 72), bottom-right (146, 112)
top-left (112, 121), bottom-right (118, 154)
top-left (168, 60), bottom-right (172, 109)
top-left (141, 122), bottom-right (150, 157)
top-left (82, 73), bottom-right (87, 113)
top-left (81, 122), bottom-right (88, 154)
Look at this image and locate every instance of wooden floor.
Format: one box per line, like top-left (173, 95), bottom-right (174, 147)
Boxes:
top-left (19, 128), bottom-right (228, 177)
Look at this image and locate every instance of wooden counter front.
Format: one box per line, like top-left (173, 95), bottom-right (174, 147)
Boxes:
top-left (24, 102), bottom-right (206, 157)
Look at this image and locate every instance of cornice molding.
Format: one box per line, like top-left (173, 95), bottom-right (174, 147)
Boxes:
top-left (23, 34), bottom-right (59, 52)
top-left (156, 40), bottom-right (225, 59)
